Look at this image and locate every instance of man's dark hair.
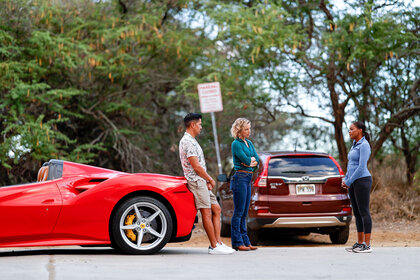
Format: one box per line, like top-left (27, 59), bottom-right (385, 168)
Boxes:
top-left (184, 113), bottom-right (202, 128)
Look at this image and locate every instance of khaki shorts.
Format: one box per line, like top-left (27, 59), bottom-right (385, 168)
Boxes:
top-left (187, 179), bottom-right (218, 209)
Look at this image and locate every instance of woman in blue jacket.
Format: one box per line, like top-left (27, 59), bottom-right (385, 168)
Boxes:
top-left (342, 121), bottom-right (373, 253)
top-left (230, 118), bottom-right (259, 251)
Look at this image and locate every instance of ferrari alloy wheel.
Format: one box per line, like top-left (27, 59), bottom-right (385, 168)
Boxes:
top-left (112, 196), bottom-right (173, 254)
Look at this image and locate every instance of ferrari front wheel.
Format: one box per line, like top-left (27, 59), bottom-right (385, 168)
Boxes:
top-left (112, 196), bottom-right (173, 254)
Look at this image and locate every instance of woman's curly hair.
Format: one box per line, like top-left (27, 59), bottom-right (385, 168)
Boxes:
top-left (231, 118), bottom-right (251, 138)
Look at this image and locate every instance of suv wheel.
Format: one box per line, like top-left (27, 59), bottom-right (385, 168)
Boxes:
top-left (220, 211), bottom-right (231, 237)
top-left (329, 225), bottom-right (349, 244)
top-left (247, 228), bottom-right (259, 245)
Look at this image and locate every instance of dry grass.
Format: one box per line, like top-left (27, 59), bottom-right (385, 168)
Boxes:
top-left (369, 156), bottom-right (420, 222)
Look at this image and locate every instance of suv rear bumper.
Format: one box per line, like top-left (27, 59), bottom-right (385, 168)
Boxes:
top-left (248, 215), bottom-right (352, 230)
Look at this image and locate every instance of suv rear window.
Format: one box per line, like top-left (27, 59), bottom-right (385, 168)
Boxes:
top-left (268, 156), bottom-right (340, 177)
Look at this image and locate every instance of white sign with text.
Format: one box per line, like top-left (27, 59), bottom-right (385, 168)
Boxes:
top-left (197, 82), bottom-right (223, 113)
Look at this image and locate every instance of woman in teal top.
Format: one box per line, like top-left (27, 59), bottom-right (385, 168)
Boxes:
top-left (230, 118), bottom-right (259, 251)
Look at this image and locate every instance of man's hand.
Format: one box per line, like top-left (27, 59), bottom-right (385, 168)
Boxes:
top-left (207, 178), bottom-right (216, 190)
top-left (188, 156), bottom-right (215, 189)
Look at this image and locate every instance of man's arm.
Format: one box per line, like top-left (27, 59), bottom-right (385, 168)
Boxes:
top-left (188, 156), bottom-right (215, 190)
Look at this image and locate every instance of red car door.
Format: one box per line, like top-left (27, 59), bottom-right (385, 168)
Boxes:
top-left (0, 181), bottom-right (62, 241)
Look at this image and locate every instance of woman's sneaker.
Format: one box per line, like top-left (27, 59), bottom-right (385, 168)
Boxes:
top-left (353, 243), bottom-right (373, 253)
top-left (345, 242), bottom-right (363, 252)
top-left (208, 243), bottom-right (234, 255)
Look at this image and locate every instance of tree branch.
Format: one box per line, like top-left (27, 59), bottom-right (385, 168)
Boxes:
top-left (372, 1), bottom-right (399, 11)
top-left (79, 107), bottom-right (151, 172)
top-left (319, 0), bottom-right (334, 27)
top-left (286, 100), bottom-right (334, 124)
top-left (372, 105), bottom-right (420, 157)
top-left (409, 77), bottom-right (420, 102)
top-left (118, 0), bottom-right (128, 14)
top-left (301, 55), bottom-right (323, 71)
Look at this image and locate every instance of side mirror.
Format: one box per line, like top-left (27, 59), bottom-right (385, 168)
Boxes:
top-left (217, 174), bottom-right (228, 182)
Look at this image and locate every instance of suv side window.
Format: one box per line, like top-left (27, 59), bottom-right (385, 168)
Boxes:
top-left (268, 156), bottom-right (340, 177)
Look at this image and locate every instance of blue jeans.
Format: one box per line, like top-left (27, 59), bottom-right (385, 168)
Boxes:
top-left (230, 171), bottom-right (252, 247)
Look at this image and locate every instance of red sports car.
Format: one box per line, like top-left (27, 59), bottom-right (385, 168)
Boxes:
top-left (0, 159), bottom-right (197, 254)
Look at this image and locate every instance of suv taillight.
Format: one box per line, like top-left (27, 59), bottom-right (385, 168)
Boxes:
top-left (254, 176), bottom-right (267, 187)
top-left (342, 207), bottom-right (352, 212)
top-left (254, 157), bottom-right (269, 187)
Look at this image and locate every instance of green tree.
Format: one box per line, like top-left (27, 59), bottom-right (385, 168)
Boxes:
top-left (0, 0), bottom-right (212, 184)
top-left (202, 0), bottom-right (419, 171)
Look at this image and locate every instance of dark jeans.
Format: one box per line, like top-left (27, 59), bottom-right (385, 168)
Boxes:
top-left (349, 176), bottom-right (372, 234)
top-left (230, 171), bottom-right (252, 247)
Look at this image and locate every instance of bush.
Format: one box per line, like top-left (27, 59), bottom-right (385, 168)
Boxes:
top-left (369, 156), bottom-right (419, 221)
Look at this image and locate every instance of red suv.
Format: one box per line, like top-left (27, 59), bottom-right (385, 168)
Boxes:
top-left (217, 151), bottom-right (352, 244)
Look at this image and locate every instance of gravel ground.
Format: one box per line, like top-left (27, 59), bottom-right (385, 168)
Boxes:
top-left (167, 219), bottom-right (420, 248)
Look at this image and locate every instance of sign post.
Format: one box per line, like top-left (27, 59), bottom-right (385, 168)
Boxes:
top-left (197, 82), bottom-right (223, 175)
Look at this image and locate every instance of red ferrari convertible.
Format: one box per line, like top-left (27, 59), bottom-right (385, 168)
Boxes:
top-left (0, 159), bottom-right (197, 254)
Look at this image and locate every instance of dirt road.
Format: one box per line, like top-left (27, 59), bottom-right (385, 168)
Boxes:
top-left (167, 219), bottom-right (420, 248)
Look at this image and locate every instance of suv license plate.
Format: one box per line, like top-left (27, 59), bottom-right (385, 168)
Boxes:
top-left (296, 184), bottom-right (315, 195)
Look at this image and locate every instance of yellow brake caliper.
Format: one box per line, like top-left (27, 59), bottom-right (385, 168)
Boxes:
top-left (124, 214), bottom-right (137, 242)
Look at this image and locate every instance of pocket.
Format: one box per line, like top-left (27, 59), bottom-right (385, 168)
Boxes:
top-left (230, 179), bottom-right (236, 191)
top-left (197, 179), bottom-right (207, 189)
top-left (236, 173), bottom-right (252, 184)
top-left (187, 181), bottom-right (198, 191)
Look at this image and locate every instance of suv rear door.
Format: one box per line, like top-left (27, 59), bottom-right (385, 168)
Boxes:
top-left (267, 155), bottom-right (345, 214)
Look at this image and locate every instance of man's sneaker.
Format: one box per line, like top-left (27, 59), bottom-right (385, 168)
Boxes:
top-left (345, 242), bottom-right (363, 252)
top-left (218, 242), bottom-right (235, 253)
top-left (208, 243), bottom-right (234, 255)
top-left (353, 243), bottom-right (373, 253)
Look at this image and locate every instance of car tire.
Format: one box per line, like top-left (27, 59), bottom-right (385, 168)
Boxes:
top-left (247, 228), bottom-right (259, 245)
top-left (220, 210), bottom-right (231, 237)
top-left (111, 196), bottom-right (173, 255)
top-left (329, 225), bottom-right (349, 244)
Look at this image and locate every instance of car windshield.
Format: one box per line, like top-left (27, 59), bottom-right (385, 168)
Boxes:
top-left (268, 156), bottom-right (340, 177)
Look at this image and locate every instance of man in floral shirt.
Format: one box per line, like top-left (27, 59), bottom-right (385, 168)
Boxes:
top-left (179, 113), bottom-right (234, 255)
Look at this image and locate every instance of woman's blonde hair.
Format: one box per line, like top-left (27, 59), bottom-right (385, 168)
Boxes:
top-left (231, 118), bottom-right (251, 138)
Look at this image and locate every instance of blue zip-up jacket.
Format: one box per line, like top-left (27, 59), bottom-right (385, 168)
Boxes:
top-left (232, 138), bottom-right (259, 172)
top-left (344, 136), bottom-right (371, 186)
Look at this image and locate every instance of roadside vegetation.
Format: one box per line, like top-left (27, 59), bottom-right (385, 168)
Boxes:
top-left (0, 0), bottom-right (418, 221)
top-left (370, 156), bottom-right (419, 221)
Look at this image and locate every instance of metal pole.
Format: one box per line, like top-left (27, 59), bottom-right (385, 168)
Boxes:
top-left (211, 112), bottom-right (223, 175)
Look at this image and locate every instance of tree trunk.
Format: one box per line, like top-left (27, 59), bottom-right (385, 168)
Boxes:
top-left (326, 59), bottom-right (348, 170)
top-left (333, 117), bottom-right (348, 170)
top-left (400, 127), bottom-right (419, 186)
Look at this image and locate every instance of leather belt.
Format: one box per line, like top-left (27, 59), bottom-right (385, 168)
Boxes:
top-left (236, 170), bottom-right (253, 174)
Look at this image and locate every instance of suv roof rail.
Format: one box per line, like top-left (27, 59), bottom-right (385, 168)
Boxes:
top-left (258, 150), bottom-right (329, 156)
